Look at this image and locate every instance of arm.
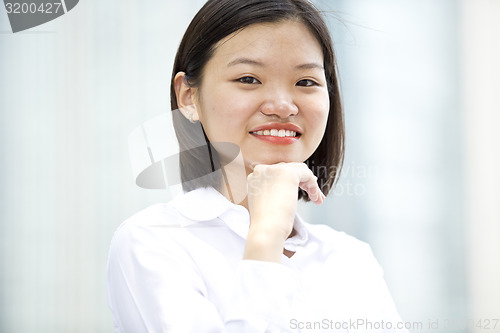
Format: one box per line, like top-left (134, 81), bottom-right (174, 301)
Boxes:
top-left (107, 162), bottom-right (324, 332)
top-left (107, 223), bottom-right (224, 332)
top-left (106, 221), bottom-right (300, 332)
top-left (244, 162), bottom-right (324, 263)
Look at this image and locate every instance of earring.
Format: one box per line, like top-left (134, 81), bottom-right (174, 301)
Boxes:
top-left (185, 110), bottom-right (196, 123)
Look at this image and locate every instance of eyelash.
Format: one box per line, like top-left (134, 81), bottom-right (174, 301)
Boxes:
top-left (296, 79), bottom-right (319, 87)
top-left (237, 76), bottom-right (319, 87)
top-left (238, 76), bottom-right (260, 84)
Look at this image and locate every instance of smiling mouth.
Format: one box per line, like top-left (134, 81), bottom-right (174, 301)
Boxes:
top-left (249, 129), bottom-right (301, 145)
top-left (250, 129), bottom-right (300, 137)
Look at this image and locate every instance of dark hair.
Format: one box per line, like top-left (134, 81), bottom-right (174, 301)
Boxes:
top-left (170, 0), bottom-right (345, 201)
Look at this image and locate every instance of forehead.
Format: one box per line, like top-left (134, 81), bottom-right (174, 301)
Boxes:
top-left (209, 20), bottom-right (324, 66)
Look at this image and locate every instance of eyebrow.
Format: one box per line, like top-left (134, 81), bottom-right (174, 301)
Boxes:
top-left (227, 58), bottom-right (264, 67)
top-left (295, 62), bottom-right (324, 70)
top-left (227, 57), bottom-right (323, 70)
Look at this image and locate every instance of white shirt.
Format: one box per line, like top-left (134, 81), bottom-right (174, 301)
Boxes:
top-left (107, 187), bottom-right (408, 332)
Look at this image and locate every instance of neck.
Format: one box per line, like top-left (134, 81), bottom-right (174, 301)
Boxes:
top-left (217, 152), bottom-right (251, 211)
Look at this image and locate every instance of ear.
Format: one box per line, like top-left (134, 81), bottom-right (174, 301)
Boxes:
top-left (174, 72), bottom-right (200, 122)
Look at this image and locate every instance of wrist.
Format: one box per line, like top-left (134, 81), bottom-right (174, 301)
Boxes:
top-left (243, 227), bottom-right (285, 263)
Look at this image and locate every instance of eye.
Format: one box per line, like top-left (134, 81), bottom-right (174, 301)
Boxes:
top-left (296, 79), bottom-right (319, 87)
top-left (238, 76), bottom-right (260, 84)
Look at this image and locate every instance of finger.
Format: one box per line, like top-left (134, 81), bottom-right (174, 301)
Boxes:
top-left (295, 166), bottom-right (325, 204)
top-left (299, 180), bottom-right (324, 204)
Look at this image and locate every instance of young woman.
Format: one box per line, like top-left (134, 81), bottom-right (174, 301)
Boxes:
top-left (107, 0), bottom-right (407, 331)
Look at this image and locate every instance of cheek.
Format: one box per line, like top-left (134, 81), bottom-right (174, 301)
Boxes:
top-left (209, 91), bottom-right (255, 126)
top-left (200, 93), bottom-right (255, 141)
top-left (306, 97), bottom-right (330, 131)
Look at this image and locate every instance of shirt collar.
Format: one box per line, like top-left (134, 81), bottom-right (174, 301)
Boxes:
top-left (285, 214), bottom-right (308, 252)
top-left (170, 186), bottom-right (234, 222)
top-left (170, 186), bottom-right (309, 250)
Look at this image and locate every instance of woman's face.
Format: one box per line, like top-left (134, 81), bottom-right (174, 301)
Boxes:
top-left (192, 20), bottom-right (330, 173)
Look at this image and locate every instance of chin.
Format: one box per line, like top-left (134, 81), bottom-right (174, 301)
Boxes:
top-left (246, 155), bottom-right (301, 167)
top-left (242, 148), bottom-right (308, 167)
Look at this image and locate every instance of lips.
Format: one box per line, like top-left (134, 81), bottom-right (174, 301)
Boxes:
top-left (249, 123), bottom-right (302, 136)
top-left (249, 123), bottom-right (302, 145)
top-left (253, 129), bottom-right (298, 137)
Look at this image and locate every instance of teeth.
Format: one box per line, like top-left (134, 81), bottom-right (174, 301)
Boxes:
top-left (252, 129), bottom-right (298, 137)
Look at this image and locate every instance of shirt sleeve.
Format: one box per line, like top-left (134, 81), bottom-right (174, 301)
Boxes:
top-left (106, 222), bottom-right (299, 333)
top-left (311, 224), bottom-right (409, 333)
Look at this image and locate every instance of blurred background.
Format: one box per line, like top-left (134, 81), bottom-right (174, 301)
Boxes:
top-left (0, 0), bottom-right (499, 332)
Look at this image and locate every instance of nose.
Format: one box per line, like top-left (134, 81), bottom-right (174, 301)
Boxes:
top-left (259, 89), bottom-right (299, 119)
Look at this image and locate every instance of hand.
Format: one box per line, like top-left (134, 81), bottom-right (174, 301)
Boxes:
top-left (243, 162), bottom-right (325, 262)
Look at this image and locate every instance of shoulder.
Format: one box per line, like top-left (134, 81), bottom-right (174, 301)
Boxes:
top-left (305, 222), bottom-right (369, 251)
top-left (303, 222), bottom-right (383, 275)
top-left (115, 202), bottom-right (179, 231)
top-left (109, 187), bottom-right (234, 260)
top-left (108, 202), bottom-right (193, 258)
top-left (112, 203), bottom-right (176, 238)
